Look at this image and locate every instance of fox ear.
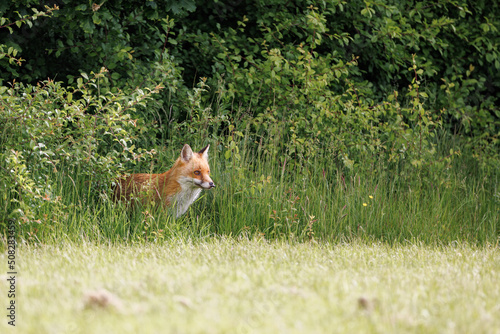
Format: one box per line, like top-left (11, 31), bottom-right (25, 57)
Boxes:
top-left (198, 144), bottom-right (210, 160)
top-left (181, 144), bottom-right (193, 162)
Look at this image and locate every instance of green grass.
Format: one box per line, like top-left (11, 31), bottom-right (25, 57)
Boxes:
top-left (2, 140), bottom-right (497, 245)
top-left (2, 238), bottom-right (499, 333)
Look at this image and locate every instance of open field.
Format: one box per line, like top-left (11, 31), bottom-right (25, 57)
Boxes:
top-left (2, 238), bottom-right (499, 333)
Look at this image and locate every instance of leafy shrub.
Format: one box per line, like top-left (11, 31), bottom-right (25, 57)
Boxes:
top-left (0, 68), bottom-right (162, 235)
top-left (178, 1), bottom-right (498, 170)
top-left (194, 7), bottom-right (443, 175)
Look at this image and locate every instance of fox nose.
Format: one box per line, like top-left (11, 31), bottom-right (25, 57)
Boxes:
top-left (209, 182), bottom-right (215, 188)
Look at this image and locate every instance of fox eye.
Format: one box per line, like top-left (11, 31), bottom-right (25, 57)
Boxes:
top-left (194, 171), bottom-right (201, 175)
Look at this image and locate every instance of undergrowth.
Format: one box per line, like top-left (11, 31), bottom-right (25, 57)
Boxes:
top-left (1, 135), bottom-right (497, 248)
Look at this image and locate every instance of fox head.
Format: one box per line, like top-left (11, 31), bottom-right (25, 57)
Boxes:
top-left (176, 144), bottom-right (215, 190)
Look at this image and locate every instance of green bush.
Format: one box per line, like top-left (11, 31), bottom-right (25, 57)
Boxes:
top-left (183, 1), bottom-right (498, 169)
top-left (0, 68), bottom-right (162, 232)
top-left (1, 1), bottom-right (498, 148)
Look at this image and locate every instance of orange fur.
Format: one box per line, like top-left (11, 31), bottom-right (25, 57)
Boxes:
top-left (114, 144), bottom-right (215, 216)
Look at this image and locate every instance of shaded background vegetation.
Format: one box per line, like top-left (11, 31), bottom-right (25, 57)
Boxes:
top-left (0, 0), bottom-right (498, 244)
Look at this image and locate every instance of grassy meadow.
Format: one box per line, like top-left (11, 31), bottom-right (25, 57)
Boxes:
top-left (1, 239), bottom-right (499, 333)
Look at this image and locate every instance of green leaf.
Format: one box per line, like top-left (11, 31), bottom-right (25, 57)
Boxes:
top-left (92, 13), bottom-right (101, 25)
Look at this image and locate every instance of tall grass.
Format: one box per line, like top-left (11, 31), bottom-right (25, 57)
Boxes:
top-left (3, 134), bottom-right (497, 246)
top-left (206, 142), bottom-right (498, 244)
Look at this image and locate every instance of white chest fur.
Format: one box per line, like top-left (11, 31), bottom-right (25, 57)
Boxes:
top-left (172, 177), bottom-right (203, 217)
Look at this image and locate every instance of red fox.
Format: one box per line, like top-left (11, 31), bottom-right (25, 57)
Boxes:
top-left (114, 144), bottom-right (215, 217)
